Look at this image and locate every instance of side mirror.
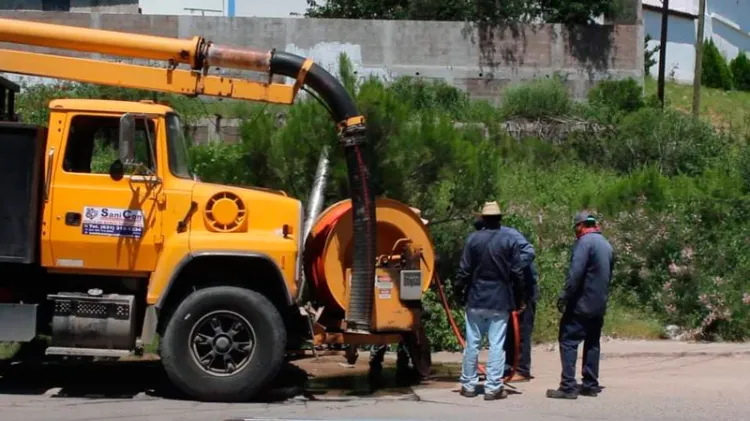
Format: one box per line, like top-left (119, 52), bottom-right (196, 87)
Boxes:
top-left (109, 160), bottom-right (124, 181)
top-left (118, 113), bottom-right (136, 164)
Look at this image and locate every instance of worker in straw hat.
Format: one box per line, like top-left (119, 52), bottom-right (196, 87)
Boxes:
top-left (546, 211), bottom-right (614, 400)
top-left (453, 201), bottom-right (536, 400)
top-left (473, 211), bottom-right (539, 383)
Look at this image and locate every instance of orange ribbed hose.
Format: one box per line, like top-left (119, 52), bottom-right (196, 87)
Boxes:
top-left (306, 201), bottom-right (352, 308)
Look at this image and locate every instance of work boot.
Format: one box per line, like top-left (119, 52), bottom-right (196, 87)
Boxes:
top-left (460, 388), bottom-right (477, 398)
top-left (546, 388), bottom-right (579, 399)
top-left (484, 388), bottom-right (509, 401)
top-left (508, 373), bottom-right (533, 383)
top-left (579, 387), bottom-right (599, 397)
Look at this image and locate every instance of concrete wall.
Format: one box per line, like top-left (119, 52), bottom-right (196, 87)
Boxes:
top-left (0, 11), bottom-right (643, 102)
top-left (644, 0), bottom-right (750, 84)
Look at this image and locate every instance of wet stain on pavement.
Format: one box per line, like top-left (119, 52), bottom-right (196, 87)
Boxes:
top-left (0, 353), bottom-right (460, 402)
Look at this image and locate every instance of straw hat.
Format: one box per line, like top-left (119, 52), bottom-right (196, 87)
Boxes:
top-left (476, 201), bottom-right (502, 217)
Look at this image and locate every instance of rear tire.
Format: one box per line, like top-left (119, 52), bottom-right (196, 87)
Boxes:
top-left (160, 286), bottom-right (286, 402)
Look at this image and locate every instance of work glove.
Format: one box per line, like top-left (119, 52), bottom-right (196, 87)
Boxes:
top-left (518, 300), bottom-right (527, 312)
top-left (556, 296), bottom-right (567, 314)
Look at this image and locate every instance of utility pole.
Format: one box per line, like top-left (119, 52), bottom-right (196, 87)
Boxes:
top-left (657, 0), bottom-right (670, 107)
top-left (692, 0), bottom-right (707, 117)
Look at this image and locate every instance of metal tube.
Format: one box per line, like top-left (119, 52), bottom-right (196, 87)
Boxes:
top-left (297, 145), bottom-right (330, 302)
top-left (303, 145), bottom-right (331, 242)
top-left (205, 44), bottom-right (272, 73)
top-left (0, 17), bottom-right (202, 68)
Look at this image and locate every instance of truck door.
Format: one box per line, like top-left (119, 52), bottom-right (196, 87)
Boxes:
top-left (46, 113), bottom-right (164, 274)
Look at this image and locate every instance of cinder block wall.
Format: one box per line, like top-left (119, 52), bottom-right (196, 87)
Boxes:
top-left (0, 11), bottom-right (644, 102)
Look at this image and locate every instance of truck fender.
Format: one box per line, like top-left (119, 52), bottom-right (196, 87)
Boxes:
top-left (140, 251), bottom-right (293, 346)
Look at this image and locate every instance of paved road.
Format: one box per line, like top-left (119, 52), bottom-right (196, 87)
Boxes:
top-left (1, 343), bottom-right (748, 421)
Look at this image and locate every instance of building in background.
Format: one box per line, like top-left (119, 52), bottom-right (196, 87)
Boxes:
top-left (139, 0), bottom-right (308, 18)
top-left (0, 0), bottom-right (139, 13)
top-left (0, 0), bottom-right (309, 17)
top-left (643, 0), bottom-right (749, 84)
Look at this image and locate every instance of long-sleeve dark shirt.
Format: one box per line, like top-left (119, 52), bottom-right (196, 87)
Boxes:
top-left (560, 231), bottom-right (615, 317)
top-left (455, 226), bottom-right (536, 312)
top-left (526, 262), bottom-right (540, 303)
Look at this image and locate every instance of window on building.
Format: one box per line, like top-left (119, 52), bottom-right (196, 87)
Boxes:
top-left (42, 0), bottom-right (71, 12)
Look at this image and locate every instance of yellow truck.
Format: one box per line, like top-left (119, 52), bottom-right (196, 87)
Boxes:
top-left (0, 17), bottom-right (436, 402)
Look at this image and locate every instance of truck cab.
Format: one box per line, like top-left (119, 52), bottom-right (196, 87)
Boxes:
top-left (1, 97), bottom-right (305, 401)
top-left (40, 99), bottom-right (303, 293)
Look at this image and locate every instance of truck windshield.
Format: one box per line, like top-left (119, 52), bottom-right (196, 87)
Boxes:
top-left (166, 113), bottom-right (193, 179)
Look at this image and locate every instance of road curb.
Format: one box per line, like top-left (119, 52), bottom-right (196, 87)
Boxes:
top-left (600, 349), bottom-right (750, 359)
top-left (410, 346), bottom-right (750, 365)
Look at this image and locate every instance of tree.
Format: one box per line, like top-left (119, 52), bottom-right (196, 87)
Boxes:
top-left (306, 0), bottom-right (617, 25)
top-left (730, 52), bottom-right (750, 92)
top-left (644, 34), bottom-right (660, 76)
top-left (701, 39), bottom-right (733, 91)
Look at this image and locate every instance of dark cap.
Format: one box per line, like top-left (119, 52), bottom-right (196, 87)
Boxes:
top-left (573, 211), bottom-right (597, 227)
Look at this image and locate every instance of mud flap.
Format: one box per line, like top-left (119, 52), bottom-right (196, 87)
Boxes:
top-left (0, 303), bottom-right (37, 342)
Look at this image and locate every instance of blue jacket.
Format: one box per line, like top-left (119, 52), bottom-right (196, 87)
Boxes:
top-left (455, 227), bottom-right (536, 312)
top-left (560, 231), bottom-right (614, 317)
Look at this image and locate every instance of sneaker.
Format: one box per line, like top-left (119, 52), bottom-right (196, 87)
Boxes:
top-left (484, 388), bottom-right (509, 400)
top-left (546, 388), bottom-right (578, 399)
top-left (460, 388), bottom-right (477, 398)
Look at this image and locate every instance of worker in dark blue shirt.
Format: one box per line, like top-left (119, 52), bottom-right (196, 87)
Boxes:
top-left (547, 211), bottom-right (614, 400)
top-left (455, 201), bottom-right (535, 401)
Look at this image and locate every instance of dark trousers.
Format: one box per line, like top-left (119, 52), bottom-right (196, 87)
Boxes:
top-left (370, 343), bottom-right (409, 368)
top-left (517, 301), bottom-right (537, 377)
top-left (558, 312), bottom-right (604, 393)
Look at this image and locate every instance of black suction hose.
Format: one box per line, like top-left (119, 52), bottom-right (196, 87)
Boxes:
top-left (270, 52), bottom-right (376, 331)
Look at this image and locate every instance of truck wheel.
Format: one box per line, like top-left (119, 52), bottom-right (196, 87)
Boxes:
top-left (160, 286), bottom-right (286, 402)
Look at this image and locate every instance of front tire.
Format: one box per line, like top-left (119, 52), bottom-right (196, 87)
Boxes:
top-left (160, 286), bottom-right (286, 402)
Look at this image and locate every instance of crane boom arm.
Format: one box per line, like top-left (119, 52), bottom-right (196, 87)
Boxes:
top-left (0, 48), bottom-right (298, 105)
top-left (0, 17), bottom-right (355, 124)
top-left (0, 16), bottom-right (378, 330)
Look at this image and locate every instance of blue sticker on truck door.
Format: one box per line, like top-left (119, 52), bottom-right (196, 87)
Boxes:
top-left (82, 207), bottom-right (145, 238)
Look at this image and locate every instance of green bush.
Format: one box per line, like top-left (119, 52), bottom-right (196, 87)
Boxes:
top-left (601, 107), bottom-right (727, 176)
top-left (730, 52), bottom-right (750, 91)
top-left (499, 76), bottom-right (572, 119)
top-left (701, 39), bottom-right (733, 91)
top-left (587, 78), bottom-right (645, 113)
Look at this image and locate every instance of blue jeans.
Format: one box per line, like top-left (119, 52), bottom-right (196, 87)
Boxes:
top-left (460, 308), bottom-right (509, 394)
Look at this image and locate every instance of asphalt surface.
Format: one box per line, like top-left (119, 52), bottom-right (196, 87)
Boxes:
top-left (1, 342), bottom-right (748, 421)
